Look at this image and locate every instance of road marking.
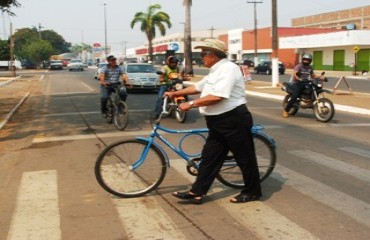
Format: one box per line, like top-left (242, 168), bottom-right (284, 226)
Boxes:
top-left (43, 109), bottom-right (152, 117)
top-left (170, 159), bottom-right (320, 240)
top-left (31, 123), bottom-right (370, 144)
top-left (47, 91), bottom-right (96, 96)
top-left (80, 82), bottom-right (95, 92)
top-left (101, 165), bottom-right (187, 239)
top-left (339, 147), bottom-right (370, 159)
top-left (7, 170), bottom-right (60, 240)
top-left (113, 197), bottom-right (186, 239)
top-left (32, 130), bottom-right (152, 143)
top-left (275, 165), bottom-right (370, 228)
top-left (289, 150), bottom-right (370, 183)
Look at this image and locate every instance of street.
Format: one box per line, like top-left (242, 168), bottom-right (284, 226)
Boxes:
top-left (0, 68), bottom-right (369, 240)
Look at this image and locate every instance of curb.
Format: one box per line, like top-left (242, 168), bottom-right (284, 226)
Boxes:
top-left (0, 92), bottom-right (31, 130)
top-left (0, 75), bottom-right (22, 87)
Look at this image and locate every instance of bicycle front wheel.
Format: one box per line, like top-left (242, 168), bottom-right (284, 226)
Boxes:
top-left (95, 139), bottom-right (167, 198)
top-left (217, 133), bottom-right (276, 189)
top-left (114, 101), bottom-right (129, 131)
top-left (106, 98), bottom-right (114, 124)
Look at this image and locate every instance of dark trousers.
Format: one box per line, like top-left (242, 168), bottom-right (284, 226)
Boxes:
top-left (154, 85), bottom-right (169, 117)
top-left (100, 85), bottom-right (127, 112)
top-left (190, 105), bottom-right (262, 196)
top-left (285, 81), bottom-right (307, 112)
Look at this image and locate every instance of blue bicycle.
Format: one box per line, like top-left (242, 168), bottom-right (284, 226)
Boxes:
top-left (95, 109), bottom-right (277, 198)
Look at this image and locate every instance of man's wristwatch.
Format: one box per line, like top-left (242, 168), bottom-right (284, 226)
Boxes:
top-left (188, 101), bottom-right (194, 108)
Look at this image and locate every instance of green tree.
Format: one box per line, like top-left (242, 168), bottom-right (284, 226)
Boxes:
top-left (130, 4), bottom-right (171, 61)
top-left (70, 43), bottom-right (92, 55)
top-left (12, 27), bottom-right (71, 60)
top-left (0, 0), bottom-right (20, 15)
top-left (13, 28), bottom-right (39, 59)
top-left (183, 0), bottom-right (193, 75)
top-left (42, 30), bottom-right (71, 54)
top-left (0, 39), bottom-right (10, 60)
top-left (22, 39), bottom-right (53, 68)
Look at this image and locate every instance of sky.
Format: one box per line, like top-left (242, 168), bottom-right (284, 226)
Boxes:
top-left (2, 0), bottom-right (370, 53)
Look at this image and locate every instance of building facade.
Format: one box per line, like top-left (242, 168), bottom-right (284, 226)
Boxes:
top-left (292, 5), bottom-right (370, 30)
top-left (126, 5), bottom-right (370, 71)
top-left (129, 29), bottom-right (227, 65)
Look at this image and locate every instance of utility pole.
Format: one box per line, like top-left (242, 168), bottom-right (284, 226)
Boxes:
top-left (9, 22), bottom-right (15, 77)
top-left (271, 0), bottom-right (279, 86)
top-left (122, 41), bottom-right (127, 59)
top-left (247, 1), bottom-right (262, 66)
top-left (38, 23), bottom-right (43, 39)
top-left (208, 26), bottom-right (216, 39)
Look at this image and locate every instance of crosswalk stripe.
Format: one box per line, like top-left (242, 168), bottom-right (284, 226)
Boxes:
top-left (100, 165), bottom-right (186, 239)
top-left (113, 197), bottom-right (187, 239)
top-left (289, 150), bottom-right (370, 183)
top-left (7, 170), bottom-right (61, 240)
top-left (275, 165), bottom-right (370, 228)
top-left (170, 159), bottom-right (320, 240)
top-left (339, 147), bottom-right (370, 159)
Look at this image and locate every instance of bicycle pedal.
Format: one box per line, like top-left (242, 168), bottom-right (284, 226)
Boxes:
top-left (162, 111), bottom-right (169, 115)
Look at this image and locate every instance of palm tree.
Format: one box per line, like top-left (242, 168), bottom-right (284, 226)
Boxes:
top-left (130, 4), bottom-right (171, 62)
top-left (183, 0), bottom-right (193, 75)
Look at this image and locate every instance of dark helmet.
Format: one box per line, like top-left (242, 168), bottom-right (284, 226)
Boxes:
top-left (166, 55), bottom-right (179, 65)
top-left (302, 53), bottom-right (312, 66)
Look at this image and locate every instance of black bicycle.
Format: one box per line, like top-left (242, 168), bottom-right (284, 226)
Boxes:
top-left (105, 83), bottom-right (129, 131)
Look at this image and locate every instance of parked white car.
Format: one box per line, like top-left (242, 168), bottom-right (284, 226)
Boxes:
top-left (67, 59), bottom-right (84, 71)
top-left (49, 60), bottom-right (63, 70)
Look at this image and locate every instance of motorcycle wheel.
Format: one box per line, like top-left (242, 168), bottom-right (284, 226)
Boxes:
top-left (175, 100), bottom-right (187, 123)
top-left (313, 98), bottom-right (335, 122)
top-left (282, 95), bottom-right (299, 115)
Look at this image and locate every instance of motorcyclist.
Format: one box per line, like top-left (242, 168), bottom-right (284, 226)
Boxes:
top-left (153, 55), bottom-right (188, 119)
top-left (283, 53), bottom-right (320, 118)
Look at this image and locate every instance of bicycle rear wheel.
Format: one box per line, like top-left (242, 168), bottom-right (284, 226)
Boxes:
top-left (95, 139), bottom-right (167, 198)
top-left (216, 133), bottom-right (276, 189)
top-left (114, 101), bottom-right (129, 130)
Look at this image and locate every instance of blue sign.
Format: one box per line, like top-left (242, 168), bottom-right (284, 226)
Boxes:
top-left (169, 42), bottom-right (180, 52)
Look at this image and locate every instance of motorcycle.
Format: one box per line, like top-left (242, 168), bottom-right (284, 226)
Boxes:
top-left (281, 72), bottom-right (335, 122)
top-left (157, 71), bottom-right (187, 123)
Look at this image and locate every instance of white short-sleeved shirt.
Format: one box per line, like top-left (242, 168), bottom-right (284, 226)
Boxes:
top-left (194, 58), bottom-right (247, 116)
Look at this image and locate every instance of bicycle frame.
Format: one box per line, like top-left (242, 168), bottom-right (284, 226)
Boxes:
top-left (131, 122), bottom-right (275, 171)
top-left (133, 124), bottom-right (208, 170)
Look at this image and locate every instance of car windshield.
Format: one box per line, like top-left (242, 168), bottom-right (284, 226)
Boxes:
top-left (126, 64), bottom-right (155, 73)
top-left (70, 59), bottom-right (82, 63)
top-left (51, 60), bottom-right (61, 64)
top-left (98, 63), bottom-right (108, 68)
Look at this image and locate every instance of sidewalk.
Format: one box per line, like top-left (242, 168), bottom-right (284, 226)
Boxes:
top-left (0, 72), bottom-right (41, 130)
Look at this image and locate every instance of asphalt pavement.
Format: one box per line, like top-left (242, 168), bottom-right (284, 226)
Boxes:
top-left (1, 68), bottom-right (369, 130)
